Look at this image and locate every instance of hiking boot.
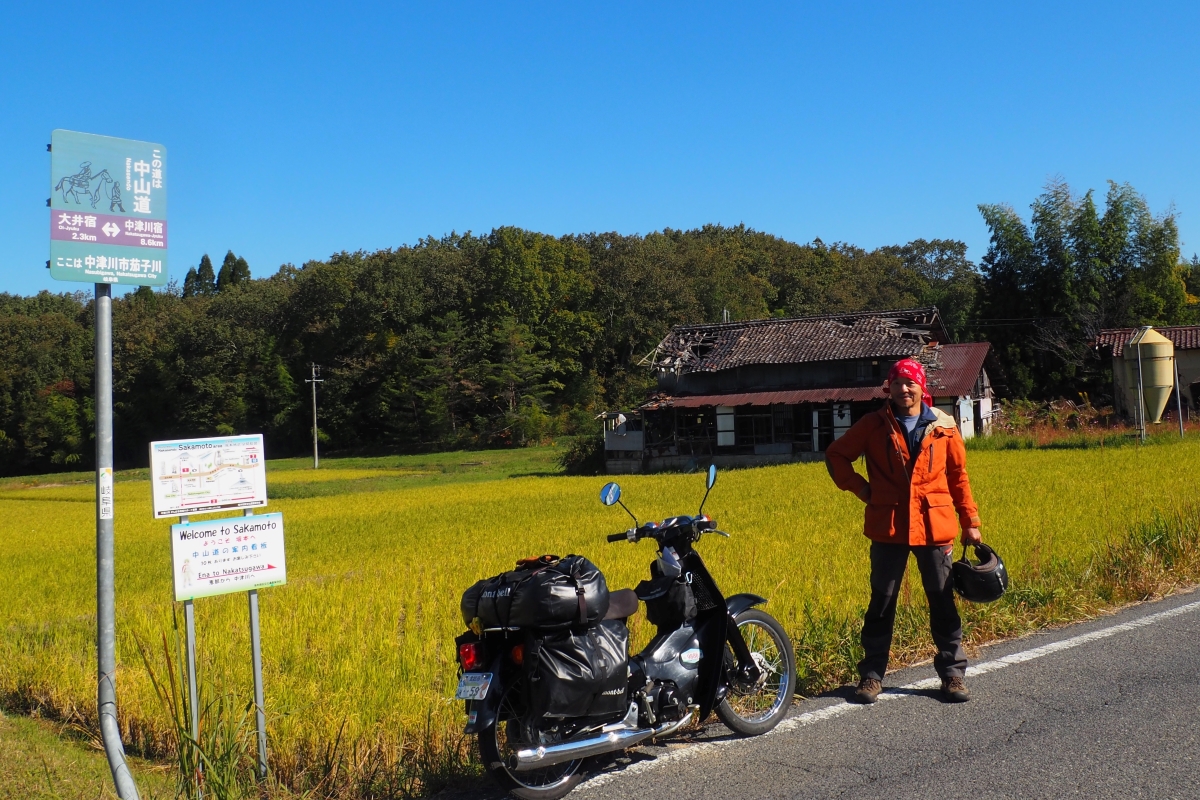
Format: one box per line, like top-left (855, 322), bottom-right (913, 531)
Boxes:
top-left (854, 678), bottom-right (883, 704)
top-left (941, 676), bottom-right (970, 703)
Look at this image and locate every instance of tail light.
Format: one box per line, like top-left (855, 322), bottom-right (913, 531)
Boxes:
top-left (511, 644), bottom-right (524, 665)
top-left (458, 642), bottom-right (480, 671)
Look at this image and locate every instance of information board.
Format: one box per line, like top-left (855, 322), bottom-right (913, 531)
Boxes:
top-left (171, 513), bottom-right (287, 601)
top-left (150, 435), bottom-right (268, 518)
top-left (50, 129), bottom-right (167, 286)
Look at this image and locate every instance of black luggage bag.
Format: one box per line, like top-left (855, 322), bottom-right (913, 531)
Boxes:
top-left (460, 555), bottom-right (610, 631)
top-left (528, 619), bottom-right (629, 720)
top-left (636, 560), bottom-right (697, 630)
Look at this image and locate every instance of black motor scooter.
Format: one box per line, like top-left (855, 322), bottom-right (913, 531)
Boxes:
top-left (455, 466), bottom-right (795, 799)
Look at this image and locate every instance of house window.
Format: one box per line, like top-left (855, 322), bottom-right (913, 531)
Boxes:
top-left (856, 360), bottom-right (881, 382)
top-left (735, 407), bottom-right (773, 446)
top-left (772, 404), bottom-right (794, 441)
top-left (676, 409), bottom-right (715, 455)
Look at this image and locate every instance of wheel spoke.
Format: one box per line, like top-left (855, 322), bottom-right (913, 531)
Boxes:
top-left (486, 676), bottom-right (582, 791)
top-left (726, 619), bottom-right (791, 722)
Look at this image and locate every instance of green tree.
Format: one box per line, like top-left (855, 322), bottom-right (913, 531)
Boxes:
top-left (877, 239), bottom-right (980, 338)
top-left (216, 250), bottom-right (250, 291)
top-left (978, 179), bottom-right (1197, 399)
top-left (182, 266), bottom-right (200, 298)
top-left (196, 254), bottom-right (217, 295)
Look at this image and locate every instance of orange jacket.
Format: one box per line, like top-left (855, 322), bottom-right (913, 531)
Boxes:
top-left (825, 404), bottom-right (981, 546)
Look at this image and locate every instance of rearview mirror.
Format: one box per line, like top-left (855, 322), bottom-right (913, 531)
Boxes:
top-left (600, 482), bottom-right (622, 506)
top-left (706, 464), bottom-right (717, 490)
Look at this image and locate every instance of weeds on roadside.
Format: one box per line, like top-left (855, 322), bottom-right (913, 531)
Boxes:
top-left (134, 610), bottom-right (258, 800)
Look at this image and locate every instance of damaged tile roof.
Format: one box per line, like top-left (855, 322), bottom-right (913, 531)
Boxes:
top-left (1094, 326), bottom-right (1200, 357)
top-left (643, 308), bottom-right (948, 374)
top-left (639, 342), bottom-right (991, 409)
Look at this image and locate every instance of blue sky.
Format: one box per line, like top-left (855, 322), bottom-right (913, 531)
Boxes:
top-left (3, 2), bottom-right (1199, 296)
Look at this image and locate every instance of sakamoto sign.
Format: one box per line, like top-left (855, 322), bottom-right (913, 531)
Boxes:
top-left (49, 129), bottom-right (167, 286)
top-left (171, 513), bottom-right (287, 601)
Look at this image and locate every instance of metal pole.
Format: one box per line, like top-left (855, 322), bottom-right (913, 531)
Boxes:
top-left (95, 283), bottom-right (140, 800)
top-left (245, 509), bottom-right (268, 779)
top-left (180, 514), bottom-right (199, 754)
top-left (1176, 363), bottom-right (1186, 439)
top-left (1135, 332), bottom-right (1146, 443)
top-left (184, 599), bottom-right (199, 743)
top-left (305, 364), bottom-right (323, 469)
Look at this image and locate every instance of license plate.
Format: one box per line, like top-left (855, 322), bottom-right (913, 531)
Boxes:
top-left (455, 672), bottom-right (493, 700)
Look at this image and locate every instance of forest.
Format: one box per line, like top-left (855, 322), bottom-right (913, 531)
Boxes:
top-left (2, 180), bottom-right (1196, 474)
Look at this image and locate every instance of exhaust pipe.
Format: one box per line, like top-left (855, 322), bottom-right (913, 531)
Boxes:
top-left (513, 707), bottom-right (697, 772)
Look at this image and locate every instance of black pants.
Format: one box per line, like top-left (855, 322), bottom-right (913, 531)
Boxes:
top-left (858, 542), bottom-right (966, 682)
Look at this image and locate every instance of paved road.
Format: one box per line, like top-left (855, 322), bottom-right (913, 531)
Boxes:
top-left (570, 589), bottom-right (1200, 800)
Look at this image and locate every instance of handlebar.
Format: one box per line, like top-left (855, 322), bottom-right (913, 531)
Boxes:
top-left (606, 517), bottom-right (724, 544)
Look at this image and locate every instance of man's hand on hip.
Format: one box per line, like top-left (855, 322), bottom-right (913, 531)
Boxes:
top-left (855, 483), bottom-right (871, 503)
top-left (961, 527), bottom-right (982, 546)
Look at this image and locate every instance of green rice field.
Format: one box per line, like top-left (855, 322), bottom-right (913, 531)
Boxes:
top-left (2, 439), bottom-right (1199, 795)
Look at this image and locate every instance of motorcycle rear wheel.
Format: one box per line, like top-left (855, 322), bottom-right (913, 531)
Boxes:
top-left (478, 677), bottom-right (586, 800)
top-left (716, 608), bottom-right (795, 736)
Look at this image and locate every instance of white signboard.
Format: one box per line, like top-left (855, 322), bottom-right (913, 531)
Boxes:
top-left (171, 512), bottom-right (287, 601)
top-left (150, 435), bottom-right (267, 519)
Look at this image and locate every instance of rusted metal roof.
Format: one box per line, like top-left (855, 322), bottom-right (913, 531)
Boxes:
top-left (925, 342), bottom-right (991, 397)
top-left (640, 386), bottom-right (887, 410)
top-left (643, 308), bottom-right (947, 374)
top-left (1094, 326), bottom-right (1200, 356)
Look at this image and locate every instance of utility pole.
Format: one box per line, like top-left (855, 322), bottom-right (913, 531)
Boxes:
top-left (305, 364), bottom-right (323, 469)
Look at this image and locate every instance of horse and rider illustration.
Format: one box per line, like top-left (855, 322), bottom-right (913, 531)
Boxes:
top-left (54, 161), bottom-right (124, 211)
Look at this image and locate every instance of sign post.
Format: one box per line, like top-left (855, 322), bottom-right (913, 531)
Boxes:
top-left (153, 435), bottom-right (280, 780)
top-left (53, 128), bottom-right (168, 800)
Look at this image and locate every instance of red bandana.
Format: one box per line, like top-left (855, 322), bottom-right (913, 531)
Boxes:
top-left (887, 358), bottom-right (933, 407)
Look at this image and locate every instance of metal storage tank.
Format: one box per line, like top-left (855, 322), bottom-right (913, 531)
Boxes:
top-left (1124, 327), bottom-right (1175, 424)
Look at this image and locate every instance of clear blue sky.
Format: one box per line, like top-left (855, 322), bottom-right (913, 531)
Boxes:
top-left (4, 2), bottom-right (1199, 297)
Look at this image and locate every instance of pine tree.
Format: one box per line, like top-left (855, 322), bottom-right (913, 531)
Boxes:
top-left (196, 254), bottom-right (216, 295)
top-left (233, 255), bottom-right (251, 284)
top-left (217, 250), bottom-right (238, 292)
top-left (182, 267), bottom-right (199, 298)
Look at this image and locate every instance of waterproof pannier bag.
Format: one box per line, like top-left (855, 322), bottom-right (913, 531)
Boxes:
top-left (528, 619), bottom-right (630, 719)
top-left (460, 555), bottom-right (610, 630)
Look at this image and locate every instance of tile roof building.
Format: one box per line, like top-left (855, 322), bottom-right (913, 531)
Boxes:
top-left (603, 308), bottom-right (996, 474)
top-left (1093, 326), bottom-right (1200, 420)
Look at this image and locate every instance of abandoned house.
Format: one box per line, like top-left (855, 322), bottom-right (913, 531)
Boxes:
top-left (601, 308), bottom-right (996, 474)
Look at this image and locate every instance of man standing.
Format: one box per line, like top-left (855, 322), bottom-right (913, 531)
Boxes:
top-left (825, 358), bottom-right (982, 704)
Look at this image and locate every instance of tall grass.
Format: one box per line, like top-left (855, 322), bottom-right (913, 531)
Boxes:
top-left (2, 438), bottom-right (1199, 796)
top-left (133, 610), bottom-right (259, 800)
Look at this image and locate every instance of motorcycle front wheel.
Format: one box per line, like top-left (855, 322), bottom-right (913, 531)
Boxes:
top-left (716, 608), bottom-right (795, 736)
top-left (478, 676), bottom-right (586, 800)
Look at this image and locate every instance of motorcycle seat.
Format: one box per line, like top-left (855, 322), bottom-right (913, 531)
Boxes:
top-left (604, 588), bottom-right (639, 620)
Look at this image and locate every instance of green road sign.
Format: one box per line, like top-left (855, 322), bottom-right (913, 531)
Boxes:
top-left (50, 130), bottom-right (168, 286)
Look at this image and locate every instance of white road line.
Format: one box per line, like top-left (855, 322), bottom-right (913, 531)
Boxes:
top-left (577, 597), bottom-right (1200, 793)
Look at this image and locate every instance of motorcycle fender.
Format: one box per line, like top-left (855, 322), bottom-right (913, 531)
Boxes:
top-left (463, 656), bottom-right (505, 735)
top-left (725, 593), bottom-right (767, 618)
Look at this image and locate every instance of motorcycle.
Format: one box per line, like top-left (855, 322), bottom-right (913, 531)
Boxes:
top-left (454, 465), bottom-right (796, 799)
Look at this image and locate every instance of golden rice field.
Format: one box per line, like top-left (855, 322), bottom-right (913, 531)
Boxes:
top-left (2, 439), bottom-right (1199, 795)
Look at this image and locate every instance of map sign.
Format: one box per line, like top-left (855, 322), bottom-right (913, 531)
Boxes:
top-left (150, 435), bottom-right (268, 519)
top-left (171, 512), bottom-right (287, 601)
top-left (50, 129), bottom-right (167, 286)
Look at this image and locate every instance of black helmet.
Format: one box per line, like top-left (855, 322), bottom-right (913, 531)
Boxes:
top-left (953, 543), bottom-right (1009, 603)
